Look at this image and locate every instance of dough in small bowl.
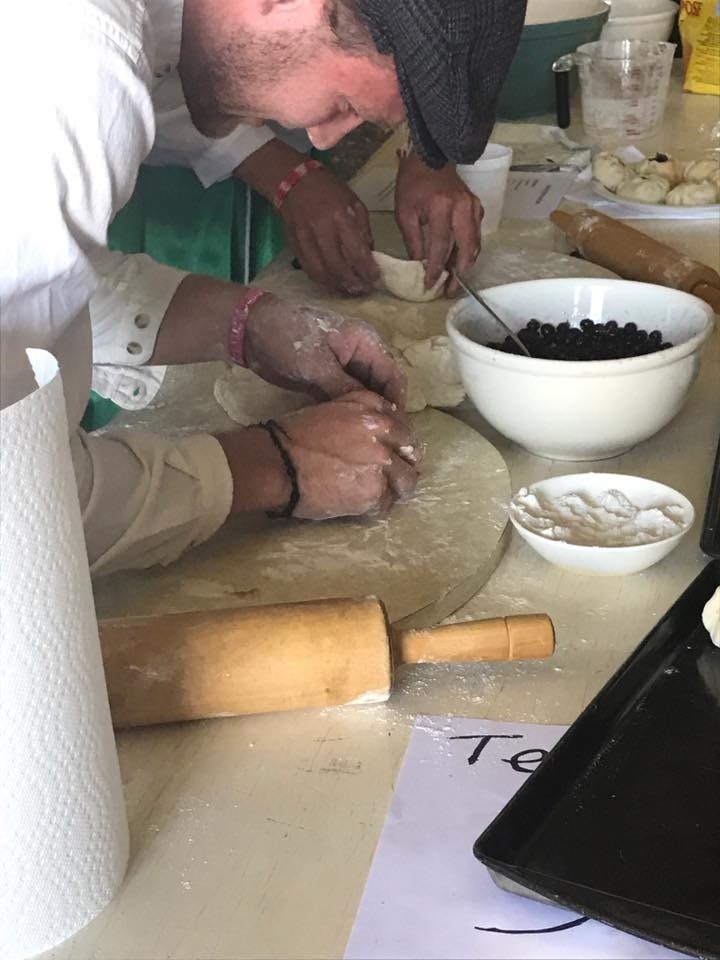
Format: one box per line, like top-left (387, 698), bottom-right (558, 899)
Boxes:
top-left (666, 180), bottom-right (718, 207)
top-left (372, 251), bottom-right (448, 302)
top-left (616, 175), bottom-right (670, 204)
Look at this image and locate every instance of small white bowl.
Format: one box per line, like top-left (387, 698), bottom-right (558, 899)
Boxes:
top-left (601, 0), bottom-right (677, 42)
top-left (446, 278), bottom-right (714, 461)
top-left (509, 473), bottom-right (694, 576)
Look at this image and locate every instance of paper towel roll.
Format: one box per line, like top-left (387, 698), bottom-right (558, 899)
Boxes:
top-left (1, 351), bottom-right (128, 960)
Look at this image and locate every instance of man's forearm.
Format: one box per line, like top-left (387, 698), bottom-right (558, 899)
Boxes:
top-left (233, 137), bottom-right (309, 200)
top-left (149, 273), bottom-right (245, 365)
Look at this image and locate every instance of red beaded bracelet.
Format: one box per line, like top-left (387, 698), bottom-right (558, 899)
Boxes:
top-left (228, 287), bottom-right (266, 367)
top-left (271, 159), bottom-right (323, 210)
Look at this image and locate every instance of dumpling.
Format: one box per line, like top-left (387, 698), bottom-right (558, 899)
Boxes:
top-left (632, 153), bottom-right (683, 185)
top-left (372, 252), bottom-right (448, 302)
top-left (592, 151), bottom-right (630, 191)
top-left (666, 180), bottom-right (718, 206)
top-left (616, 175), bottom-right (670, 204)
top-left (682, 158), bottom-right (720, 183)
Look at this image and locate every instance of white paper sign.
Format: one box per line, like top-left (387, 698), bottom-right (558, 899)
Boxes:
top-left (502, 170), bottom-right (580, 219)
top-left (345, 716), bottom-right (687, 960)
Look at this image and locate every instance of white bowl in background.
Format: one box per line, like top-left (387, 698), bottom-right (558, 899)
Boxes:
top-left (446, 278), bottom-right (714, 461)
top-left (509, 472), bottom-right (694, 575)
top-left (525, 0), bottom-right (610, 25)
top-left (601, 0), bottom-right (677, 41)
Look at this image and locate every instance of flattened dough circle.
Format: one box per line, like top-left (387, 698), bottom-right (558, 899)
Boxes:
top-left (93, 410), bottom-right (510, 629)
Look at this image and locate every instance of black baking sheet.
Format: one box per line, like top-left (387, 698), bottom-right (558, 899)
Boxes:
top-left (474, 560), bottom-right (720, 960)
top-left (701, 433), bottom-right (720, 558)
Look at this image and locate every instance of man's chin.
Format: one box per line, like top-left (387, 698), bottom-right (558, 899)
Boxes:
top-left (187, 105), bottom-right (243, 139)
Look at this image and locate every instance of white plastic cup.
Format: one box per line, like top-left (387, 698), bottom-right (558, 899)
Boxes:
top-left (456, 144), bottom-right (513, 235)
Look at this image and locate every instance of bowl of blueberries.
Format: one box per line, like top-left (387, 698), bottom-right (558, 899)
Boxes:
top-left (446, 278), bottom-right (714, 460)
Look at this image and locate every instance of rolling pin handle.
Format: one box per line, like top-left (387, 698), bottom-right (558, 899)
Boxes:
top-left (693, 283), bottom-right (720, 314)
top-left (391, 614), bottom-right (555, 667)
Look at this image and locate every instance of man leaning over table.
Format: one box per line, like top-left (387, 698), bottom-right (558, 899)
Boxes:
top-left (0, 0), bottom-right (526, 576)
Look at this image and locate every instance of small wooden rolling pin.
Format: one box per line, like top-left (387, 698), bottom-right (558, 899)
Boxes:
top-left (99, 598), bottom-right (555, 728)
top-left (551, 208), bottom-right (720, 313)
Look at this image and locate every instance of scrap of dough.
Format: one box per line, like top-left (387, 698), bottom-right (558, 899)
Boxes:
top-left (214, 366), bottom-right (310, 425)
top-left (592, 152), bottom-right (630, 191)
top-left (666, 180), bottom-right (718, 207)
top-left (703, 587), bottom-right (720, 647)
top-left (213, 334), bottom-right (465, 422)
top-left (616, 175), bottom-right (670, 204)
top-left (391, 334), bottom-right (465, 413)
top-left (372, 251), bottom-right (448, 303)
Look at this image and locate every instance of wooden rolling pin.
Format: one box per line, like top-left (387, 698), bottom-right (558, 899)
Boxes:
top-left (99, 598), bottom-right (554, 728)
top-left (551, 208), bottom-right (720, 313)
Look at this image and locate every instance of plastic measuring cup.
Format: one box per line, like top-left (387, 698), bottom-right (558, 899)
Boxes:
top-left (553, 39), bottom-right (675, 142)
top-left (456, 144), bottom-right (513, 235)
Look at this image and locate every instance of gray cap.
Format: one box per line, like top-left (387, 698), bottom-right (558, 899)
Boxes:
top-left (355, 0), bottom-right (527, 168)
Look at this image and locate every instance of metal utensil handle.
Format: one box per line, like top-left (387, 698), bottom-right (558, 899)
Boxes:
top-left (552, 53), bottom-right (575, 130)
top-left (453, 272), bottom-right (531, 358)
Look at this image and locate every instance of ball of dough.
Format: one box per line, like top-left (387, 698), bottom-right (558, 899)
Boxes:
top-left (616, 175), bottom-right (670, 204)
top-left (592, 151), bottom-right (629, 191)
top-left (632, 154), bottom-right (683, 186)
top-left (372, 251), bottom-right (448, 302)
top-left (666, 180), bottom-right (718, 206)
top-left (682, 158), bottom-right (720, 183)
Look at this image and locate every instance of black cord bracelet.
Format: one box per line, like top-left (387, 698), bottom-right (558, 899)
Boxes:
top-left (259, 420), bottom-right (300, 519)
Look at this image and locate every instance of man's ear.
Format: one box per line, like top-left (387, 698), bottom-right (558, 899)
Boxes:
top-left (247, 0), bottom-right (326, 31)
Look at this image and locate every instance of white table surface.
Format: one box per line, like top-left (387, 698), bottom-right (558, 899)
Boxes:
top-left (45, 73), bottom-right (720, 960)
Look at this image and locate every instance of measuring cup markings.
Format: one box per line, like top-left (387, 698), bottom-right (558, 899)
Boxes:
top-left (553, 40), bottom-right (676, 140)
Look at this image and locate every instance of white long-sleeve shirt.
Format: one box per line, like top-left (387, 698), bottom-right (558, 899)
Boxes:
top-left (89, 0), bottom-right (311, 412)
top-left (0, 0), bottom-right (240, 574)
top-left (89, 0), bottom-right (279, 412)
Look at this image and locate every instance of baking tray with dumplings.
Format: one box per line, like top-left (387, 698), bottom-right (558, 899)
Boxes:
top-left (474, 559), bottom-right (720, 960)
top-left (591, 150), bottom-right (720, 218)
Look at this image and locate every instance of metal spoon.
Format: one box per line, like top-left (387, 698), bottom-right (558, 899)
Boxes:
top-left (452, 271), bottom-right (532, 358)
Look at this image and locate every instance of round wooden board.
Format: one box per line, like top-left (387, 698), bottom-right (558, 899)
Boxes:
top-left (93, 410), bottom-right (510, 629)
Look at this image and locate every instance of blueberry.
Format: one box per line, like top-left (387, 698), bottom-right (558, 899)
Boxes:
top-left (648, 330), bottom-right (662, 344)
top-left (580, 318), bottom-right (594, 331)
top-left (526, 319), bottom-right (541, 332)
top-left (604, 320), bottom-right (618, 331)
top-left (540, 322), bottom-right (555, 338)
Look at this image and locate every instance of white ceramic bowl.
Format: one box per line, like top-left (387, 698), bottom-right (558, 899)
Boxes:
top-left (600, 0), bottom-right (677, 41)
top-left (509, 472), bottom-right (694, 576)
top-left (446, 278), bottom-right (714, 461)
top-left (525, 0), bottom-right (610, 25)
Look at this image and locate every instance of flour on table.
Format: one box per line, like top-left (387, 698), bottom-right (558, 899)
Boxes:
top-left (214, 334), bottom-right (464, 423)
top-left (702, 587), bottom-right (720, 647)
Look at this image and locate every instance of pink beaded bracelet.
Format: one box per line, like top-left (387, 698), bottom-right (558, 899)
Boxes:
top-left (228, 287), bottom-right (266, 367)
top-left (271, 159), bottom-right (323, 210)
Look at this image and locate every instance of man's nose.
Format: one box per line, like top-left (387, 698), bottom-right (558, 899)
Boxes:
top-left (306, 111), bottom-right (364, 149)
